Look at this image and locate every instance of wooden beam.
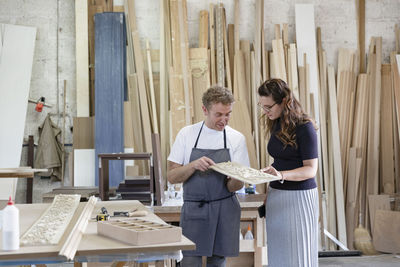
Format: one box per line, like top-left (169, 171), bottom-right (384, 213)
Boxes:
top-left (358, 0), bottom-right (366, 73)
top-left (327, 65), bottom-right (347, 247)
top-left (146, 40), bottom-right (159, 133)
top-left (222, 8), bottom-right (232, 90)
top-left (380, 64), bottom-right (395, 194)
top-left (159, 0), bottom-right (171, 178)
top-left (75, 0), bottom-right (90, 117)
top-left (198, 10), bottom-right (208, 48)
top-left (126, 0), bottom-right (153, 152)
top-left (209, 3), bottom-right (216, 85)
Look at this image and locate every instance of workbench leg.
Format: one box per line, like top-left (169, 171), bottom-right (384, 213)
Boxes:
top-left (26, 135), bottom-right (34, 203)
top-left (99, 158), bottom-right (110, 201)
top-left (74, 262), bottom-right (83, 267)
top-left (254, 246), bottom-right (262, 267)
top-left (111, 262), bottom-right (126, 267)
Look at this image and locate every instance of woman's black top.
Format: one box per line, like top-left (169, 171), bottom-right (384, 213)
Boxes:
top-left (267, 120), bottom-right (318, 190)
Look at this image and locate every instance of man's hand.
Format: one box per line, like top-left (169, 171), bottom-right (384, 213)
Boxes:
top-left (190, 156), bottom-right (215, 172)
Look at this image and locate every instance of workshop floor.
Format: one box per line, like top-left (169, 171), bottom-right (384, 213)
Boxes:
top-left (319, 253), bottom-right (400, 266)
top-left (39, 253), bottom-right (400, 266)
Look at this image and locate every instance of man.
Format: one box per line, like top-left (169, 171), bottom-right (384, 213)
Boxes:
top-left (167, 86), bottom-right (250, 267)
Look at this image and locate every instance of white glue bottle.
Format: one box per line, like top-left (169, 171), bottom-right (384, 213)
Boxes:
top-left (244, 224), bottom-right (254, 240)
top-left (2, 196), bottom-right (19, 250)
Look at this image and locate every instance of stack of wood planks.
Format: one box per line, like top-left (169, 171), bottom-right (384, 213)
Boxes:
top-left (72, 3), bottom-right (400, 251)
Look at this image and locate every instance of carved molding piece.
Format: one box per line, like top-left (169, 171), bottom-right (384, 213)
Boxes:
top-left (20, 194), bottom-right (81, 245)
top-left (210, 161), bottom-right (280, 184)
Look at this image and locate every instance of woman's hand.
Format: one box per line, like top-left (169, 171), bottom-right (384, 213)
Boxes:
top-left (261, 166), bottom-right (282, 179)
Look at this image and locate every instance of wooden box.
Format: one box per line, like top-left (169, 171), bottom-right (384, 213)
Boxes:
top-left (97, 218), bottom-right (182, 245)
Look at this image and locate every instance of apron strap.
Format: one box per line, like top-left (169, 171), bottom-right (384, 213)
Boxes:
top-left (194, 121), bottom-right (205, 148)
top-left (194, 121), bottom-right (227, 149)
top-left (185, 193), bottom-right (234, 207)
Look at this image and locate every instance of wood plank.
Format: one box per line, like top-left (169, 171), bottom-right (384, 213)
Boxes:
top-left (298, 66), bottom-right (306, 109)
top-left (365, 38), bottom-right (382, 229)
top-left (295, 4), bottom-right (320, 125)
top-left (152, 134), bottom-right (165, 206)
top-left (240, 40), bottom-right (251, 109)
top-left (230, 100), bottom-right (257, 169)
top-left (327, 65), bottom-right (347, 246)
top-left (94, 13), bottom-right (125, 187)
top-left (124, 102), bottom-right (134, 148)
top-left (222, 8), bottom-right (232, 90)
top-left (271, 39), bottom-right (287, 82)
top-left (209, 3), bottom-right (216, 85)
top-left (180, 0), bottom-right (194, 121)
top-left (128, 75), bottom-right (144, 155)
top-left (350, 74), bottom-right (368, 245)
top-left (127, 0), bottom-right (152, 152)
top-left (368, 195), bottom-right (391, 235)
top-left (75, 0), bottom-right (90, 117)
top-left (234, 0), bottom-right (239, 53)
top-left (113, 6), bottom-right (124, 12)
top-left (0, 24), bottom-right (36, 200)
top-left (216, 4), bottom-right (225, 86)
top-left (358, 0), bottom-right (366, 73)
top-left (146, 40), bottom-right (159, 133)
top-left (190, 48), bottom-right (209, 123)
top-left (253, 0), bottom-right (262, 88)
top-left (169, 68), bottom-right (186, 142)
top-left (393, 54), bottom-right (400, 193)
top-left (73, 117), bottom-right (95, 149)
top-left (380, 64), bottom-right (395, 194)
top-left (373, 210), bottom-right (400, 253)
top-left (288, 44), bottom-right (299, 100)
top-left (198, 10), bottom-right (208, 48)
top-left (317, 39), bottom-right (328, 248)
top-left (261, 30), bottom-right (267, 82)
top-left (228, 24), bottom-right (235, 84)
top-left (88, 3), bottom-right (103, 116)
top-left (59, 196), bottom-right (97, 260)
top-left (159, 0), bottom-right (171, 180)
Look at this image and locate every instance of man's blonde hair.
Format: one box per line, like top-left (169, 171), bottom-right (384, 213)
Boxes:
top-left (202, 86), bottom-right (234, 110)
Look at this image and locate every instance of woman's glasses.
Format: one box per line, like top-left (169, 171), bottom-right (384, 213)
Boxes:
top-left (257, 102), bottom-right (277, 112)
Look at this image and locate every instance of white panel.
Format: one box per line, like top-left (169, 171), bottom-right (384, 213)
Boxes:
top-left (76, 0), bottom-right (90, 117)
top-left (74, 149), bottom-right (95, 187)
top-left (124, 147), bottom-right (134, 178)
top-left (295, 4), bottom-right (320, 124)
top-left (0, 24), bottom-right (36, 200)
top-left (396, 55), bottom-right (400, 76)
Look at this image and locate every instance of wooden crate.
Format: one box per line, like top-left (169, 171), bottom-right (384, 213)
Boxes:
top-left (97, 218), bottom-right (182, 246)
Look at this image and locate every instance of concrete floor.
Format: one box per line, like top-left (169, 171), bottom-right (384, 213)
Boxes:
top-left (8, 253), bottom-right (396, 266)
top-left (319, 254), bottom-right (400, 267)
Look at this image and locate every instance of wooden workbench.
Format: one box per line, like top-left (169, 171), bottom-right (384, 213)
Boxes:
top-left (153, 194), bottom-right (267, 267)
top-left (0, 167), bottom-right (47, 204)
top-left (0, 200), bottom-right (195, 265)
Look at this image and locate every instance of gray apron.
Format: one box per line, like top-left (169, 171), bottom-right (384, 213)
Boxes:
top-left (181, 122), bottom-right (241, 257)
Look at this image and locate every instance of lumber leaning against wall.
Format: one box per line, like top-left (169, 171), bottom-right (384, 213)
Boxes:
top-left (94, 13), bottom-right (125, 187)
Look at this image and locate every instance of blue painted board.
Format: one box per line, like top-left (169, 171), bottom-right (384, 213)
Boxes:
top-left (94, 12), bottom-right (126, 187)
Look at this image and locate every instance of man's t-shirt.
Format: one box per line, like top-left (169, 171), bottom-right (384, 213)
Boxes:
top-left (168, 121), bottom-right (250, 167)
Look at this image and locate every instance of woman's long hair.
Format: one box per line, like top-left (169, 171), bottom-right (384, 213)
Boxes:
top-left (258, 79), bottom-right (316, 148)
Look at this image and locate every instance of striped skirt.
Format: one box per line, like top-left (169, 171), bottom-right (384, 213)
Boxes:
top-left (265, 187), bottom-right (319, 267)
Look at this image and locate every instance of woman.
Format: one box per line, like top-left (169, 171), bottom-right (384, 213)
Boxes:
top-left (259, 79), bottom-right (319, 267)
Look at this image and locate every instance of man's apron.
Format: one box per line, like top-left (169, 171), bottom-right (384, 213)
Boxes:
top-left (181, 122), bottom-right (241, 257)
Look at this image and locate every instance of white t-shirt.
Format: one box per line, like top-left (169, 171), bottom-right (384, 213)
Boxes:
top-left (168, 121), bottom-right (250, 167)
